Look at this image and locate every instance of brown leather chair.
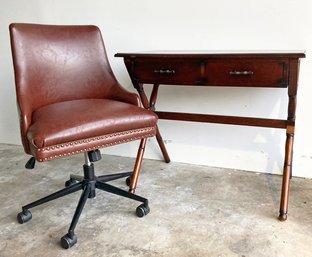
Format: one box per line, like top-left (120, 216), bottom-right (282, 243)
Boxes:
top-left (9, 23), bottom-right (158, 249)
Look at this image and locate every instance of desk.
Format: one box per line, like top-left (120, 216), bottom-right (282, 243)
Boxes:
top-left (115, 51), bottom-right (305, 221)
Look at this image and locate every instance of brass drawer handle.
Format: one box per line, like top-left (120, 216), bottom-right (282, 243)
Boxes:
top-left (154, 69), bottom-right (176, 75)
top-left (229, 70), bottom-right (254, 75)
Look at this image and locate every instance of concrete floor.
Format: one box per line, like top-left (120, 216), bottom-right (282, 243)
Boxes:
top-left (0, 143), bottom-right (311, 257)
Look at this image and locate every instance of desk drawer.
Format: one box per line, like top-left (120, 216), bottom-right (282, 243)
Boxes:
top-left (132, 59), bottom-right (200, 85)
top-left (205, 60), bottom-right (288, 87)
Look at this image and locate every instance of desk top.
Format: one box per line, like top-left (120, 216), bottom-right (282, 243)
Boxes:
top-left (115, 50), bottom-right (305, 58)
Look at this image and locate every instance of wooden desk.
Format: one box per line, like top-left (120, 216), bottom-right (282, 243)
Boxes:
top-left (115, 51), bottom-right (305, 221)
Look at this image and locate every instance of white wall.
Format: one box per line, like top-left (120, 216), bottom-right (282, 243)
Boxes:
top-left (1, 0), bottom-right (312, 178)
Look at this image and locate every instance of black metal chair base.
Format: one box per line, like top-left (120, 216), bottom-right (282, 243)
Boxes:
top-left (17, 162), bottom-right (149, 249)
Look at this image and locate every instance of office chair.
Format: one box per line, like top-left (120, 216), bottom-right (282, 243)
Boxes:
top-left (9, 23), bottom-right (158, 249)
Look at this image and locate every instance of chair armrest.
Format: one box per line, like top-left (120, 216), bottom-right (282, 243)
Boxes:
top-left (109, 83), bottom-right (142, 107)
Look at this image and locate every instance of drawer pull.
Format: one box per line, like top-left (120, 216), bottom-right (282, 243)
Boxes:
top-left (229, 70), bottom-right (254, 75)
top-left (154, 69), bottom-right (176, 75)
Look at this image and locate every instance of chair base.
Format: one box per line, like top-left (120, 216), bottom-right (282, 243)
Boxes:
top-left (17, 161), bottom-right (149, 249)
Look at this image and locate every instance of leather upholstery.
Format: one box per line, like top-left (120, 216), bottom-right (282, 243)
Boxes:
top-left (10, 23), bottom-right (157, 161)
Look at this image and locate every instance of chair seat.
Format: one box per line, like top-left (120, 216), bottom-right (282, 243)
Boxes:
top-left (27, 99), bottom-right (157, 161)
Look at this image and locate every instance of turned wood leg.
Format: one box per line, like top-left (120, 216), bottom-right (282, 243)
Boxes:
top-left (155, 126), bottom-right (170, 163)
top-left (129, 138), bottom-right (147, 194)
top-left (279, 58), bottom-right (300, 220)
top-left (279, 127), bottom-right (294, 221)
top-left (136, 83), bottom-right (171, 163)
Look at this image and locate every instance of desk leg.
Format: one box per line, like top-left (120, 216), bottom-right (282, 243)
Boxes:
top-left (136, 83), bottom-right (171, 163)
top-left (279, 59), bottom-right (300, 221)
top-left (155, 126), bottom-right (171, 163)
top-left (129, 138), bottom-right (147, 194)
top-left (279, 126), bottom-right (294, 221)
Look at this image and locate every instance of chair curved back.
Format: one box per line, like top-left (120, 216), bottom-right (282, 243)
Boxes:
top-left (9, 23), bottom-right (139, 154)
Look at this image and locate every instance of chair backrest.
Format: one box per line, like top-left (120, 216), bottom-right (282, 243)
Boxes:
top-left (10, 24), bottom-right (118, 111)
top-left (9, 23), bottom-right (124, 154)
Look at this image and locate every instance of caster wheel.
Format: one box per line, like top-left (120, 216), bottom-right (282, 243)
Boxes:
top-left (61, 233), bottom-right (77, 249)
top-left (17, 210), bottom-right (32, 224)
top-left (126, 176), bottom-right (132, 186)
top-left (136, 204), bottom-right (150, 217)
top-left (65, 178), bottom-right (78, 187)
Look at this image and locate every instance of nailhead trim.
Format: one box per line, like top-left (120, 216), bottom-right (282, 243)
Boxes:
top-left (36, 127), bottom-right (155, 162)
